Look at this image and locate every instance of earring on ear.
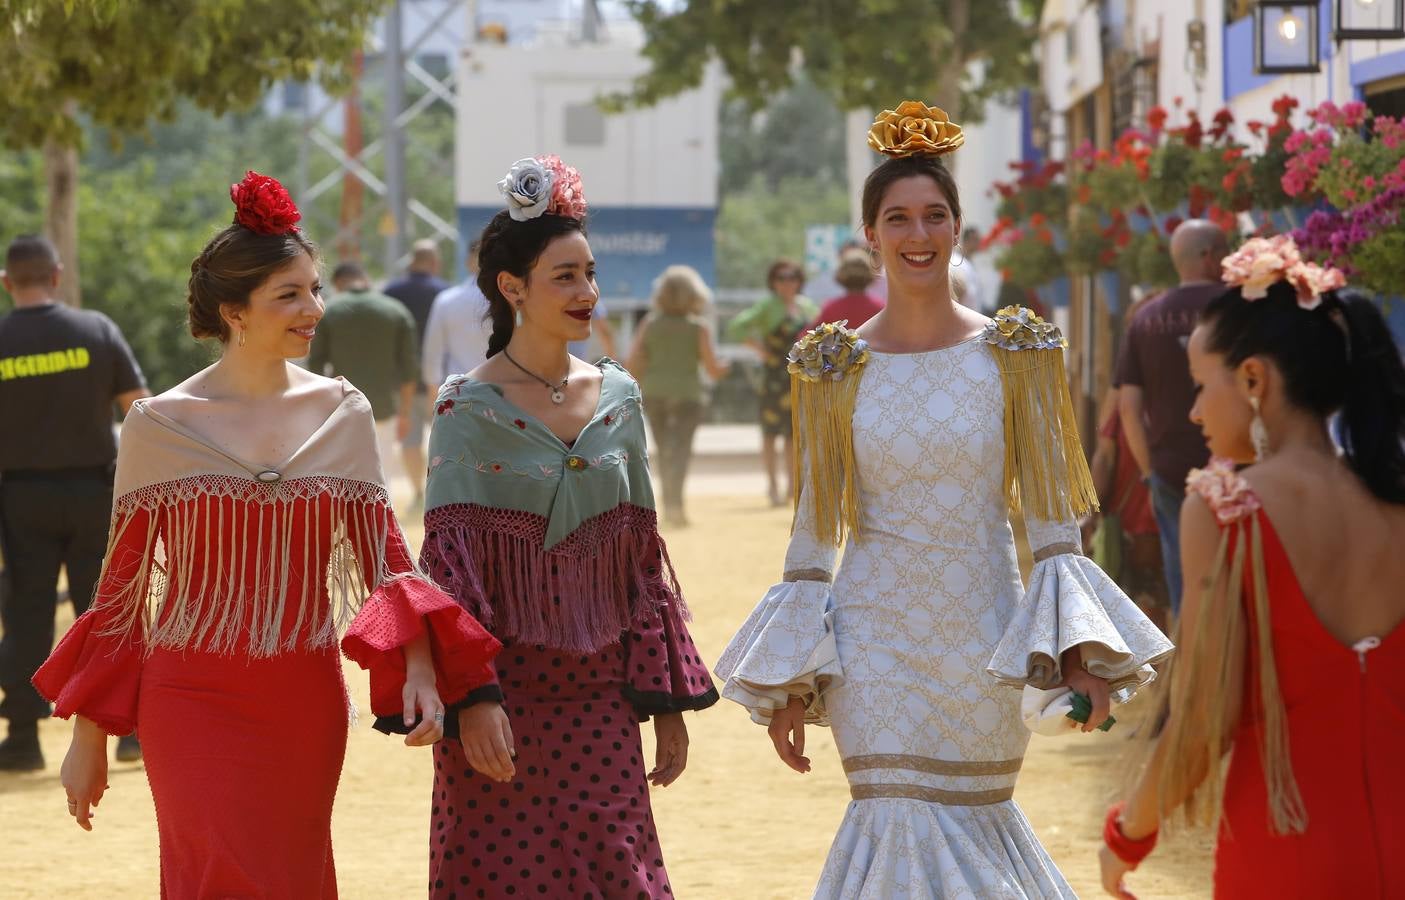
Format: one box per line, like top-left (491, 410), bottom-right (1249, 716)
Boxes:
top-left (1249, 395), bottom-right (1270, 462)
top-left (868, 245), bottom-right (882, 271)
top-left (514, 303), bottom-right (524, 328)
top-left (237, 327), bottom-right (246, 348)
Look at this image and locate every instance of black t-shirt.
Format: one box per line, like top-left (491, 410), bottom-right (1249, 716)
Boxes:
top-left (382, 272), bottom-right (448, 354)
top-left (0, 303), bottom-right (147, 471)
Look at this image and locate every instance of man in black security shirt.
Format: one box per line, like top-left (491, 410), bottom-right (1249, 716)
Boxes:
top-left (0, 235), bottom-right (148, 770)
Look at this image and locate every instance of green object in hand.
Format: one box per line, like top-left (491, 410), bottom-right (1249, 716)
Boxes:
top-left (1066, 691), bottom-right (1116, 732)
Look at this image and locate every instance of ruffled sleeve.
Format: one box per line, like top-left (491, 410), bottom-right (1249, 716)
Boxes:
top-left (714, 446), bottom-right (845, 726)
top-left (340, 500), bottom-right (501, 734)
top-left (31, 507), bottom-right (155, 736)
top-left (622, 594), bottom-right (718, 721)
top-left (986, 517), bottom-right (1174, 692)
top-left (714, 580), bottom-right (841, 725)
top-left (982, 310), bottom-right (1173, 697)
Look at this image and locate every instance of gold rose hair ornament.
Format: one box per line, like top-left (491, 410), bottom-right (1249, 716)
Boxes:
top-left (867, 101), bottom-right (965, 159)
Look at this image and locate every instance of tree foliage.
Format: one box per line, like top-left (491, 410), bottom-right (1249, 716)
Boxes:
top-left (615, 0), bottom-right (1045, 121)
top-left (715, 175), bottom-right (851, 290)
top-left (1, 105), bottom-right (303, 390)
top-left (0, 0), bottom-right (387, 151)
top-left (718, 77), bottom-right (846, 195)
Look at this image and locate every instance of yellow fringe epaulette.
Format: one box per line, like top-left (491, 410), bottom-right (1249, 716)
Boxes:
top-left (788, 321), bottom-right (870, 547)
top-left (981, 305), bottom-right (1099, 522)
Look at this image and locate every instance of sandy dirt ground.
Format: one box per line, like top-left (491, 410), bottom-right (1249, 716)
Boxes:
top-left (0, 493), bottom-right (1212, 899)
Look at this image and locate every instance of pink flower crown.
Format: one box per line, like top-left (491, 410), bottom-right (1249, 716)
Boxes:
top-left (497, 154), bottom-right (588, 222)
top-left (1221, 234), bottom-right (1345, 311)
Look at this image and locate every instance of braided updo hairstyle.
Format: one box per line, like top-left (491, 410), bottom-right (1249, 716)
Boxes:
top-left (186, 225), bottom-right (319, 342)
top-left (475, 210), bottom-right (587, 357)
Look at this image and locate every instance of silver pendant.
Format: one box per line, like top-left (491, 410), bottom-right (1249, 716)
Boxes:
top-left (551, 388), bottom-right (565, 404)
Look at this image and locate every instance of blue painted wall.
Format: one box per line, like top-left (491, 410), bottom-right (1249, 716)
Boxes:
top-left (454, 206), bottom-right (716, 302)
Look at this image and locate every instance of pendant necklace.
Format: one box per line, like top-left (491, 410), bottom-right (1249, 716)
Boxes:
top-left (503, 349), bottom-right (569, 404)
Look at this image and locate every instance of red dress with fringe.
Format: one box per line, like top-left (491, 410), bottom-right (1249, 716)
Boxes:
top-left (1211, 507), bottom-right (1404, 897)
top-left (33, 390), bottom-right (501, 899)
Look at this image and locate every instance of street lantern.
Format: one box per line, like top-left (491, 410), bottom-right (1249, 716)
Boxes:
top-left (1255, 1), bottom-right (1321, 75)
top-left (1337, 0), bottom-right (1405, 40)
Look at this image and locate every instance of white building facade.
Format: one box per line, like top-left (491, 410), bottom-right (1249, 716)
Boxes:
top-left (457, 9), bottom-right (722, 306)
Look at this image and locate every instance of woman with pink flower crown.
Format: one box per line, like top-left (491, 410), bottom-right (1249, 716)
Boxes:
top-left (32, 172), bottom-right (503, 897)
top-left (419, 155), bottom-right (718, 898)
top-left (1099, 236), bottom-right (1405, 898)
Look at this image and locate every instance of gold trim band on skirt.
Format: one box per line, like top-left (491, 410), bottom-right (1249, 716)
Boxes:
top-left (782, 567), bottom-right (834, 584)
top-left (1032, 541), bottom-right (1082, 563)
top-left (842, 754), bottom-right (1024, 776)
top-left (849, 783), bottom-right (1016, 806)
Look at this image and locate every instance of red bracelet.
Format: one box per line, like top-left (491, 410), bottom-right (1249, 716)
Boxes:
top-left (1103, 802), bottom-right (1159, 865)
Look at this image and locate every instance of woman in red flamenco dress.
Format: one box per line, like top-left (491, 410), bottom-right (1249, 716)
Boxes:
top-left (1099, 246), bottom-right (1405, 898)
top-left (33, 173), bottom-right (502, 898)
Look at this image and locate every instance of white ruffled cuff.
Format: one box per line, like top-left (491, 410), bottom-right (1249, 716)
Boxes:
top-left (987, 552), bottom-right (1174, 694)
top-left (714, 580), bottom-right (843, 726)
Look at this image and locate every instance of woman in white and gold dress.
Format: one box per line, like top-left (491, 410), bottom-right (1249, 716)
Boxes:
top-left (715, 103), bottom-right (1173, 898)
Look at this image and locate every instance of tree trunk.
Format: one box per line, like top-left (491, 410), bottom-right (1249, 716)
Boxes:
top-left (42, 135), bottom-right (81, 307)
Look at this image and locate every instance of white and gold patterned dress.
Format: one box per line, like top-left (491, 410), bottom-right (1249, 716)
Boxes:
top-left (716, 312), bottom-right (1172, 899)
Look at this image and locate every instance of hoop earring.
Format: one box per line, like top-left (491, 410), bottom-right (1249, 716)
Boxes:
top-left (514, 304), bottom-right (524, 328)
top-left (1250, 396), bottom-right (1270, 462)
top-left (951, 241), bottom-right (967, 268)
top-left (237, 327), bottom-right (246, 348)
top-left (868, 246), bottom-right (882, 272)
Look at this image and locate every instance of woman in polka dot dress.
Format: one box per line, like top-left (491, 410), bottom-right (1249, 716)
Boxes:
top-left (415, 155), bottom-right (719, 899)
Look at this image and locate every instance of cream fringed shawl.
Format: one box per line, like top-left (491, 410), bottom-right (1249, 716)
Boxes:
top-left (96, 381), bottom-right (412, 657)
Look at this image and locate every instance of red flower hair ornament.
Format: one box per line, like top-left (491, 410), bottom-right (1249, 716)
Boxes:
top-left (229, 170), bottom-right (302, 235)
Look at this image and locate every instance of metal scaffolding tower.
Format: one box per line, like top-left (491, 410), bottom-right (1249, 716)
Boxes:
top-left (296, 0), bottom-right (464, 277)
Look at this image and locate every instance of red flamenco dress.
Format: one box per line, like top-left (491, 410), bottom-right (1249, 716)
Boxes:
top-left (419, 361), bottom-right (719, 899)
top-left (33, 385), bottom-right (501, 899)
top-left (1186, 460), bottom-right (1404, 898)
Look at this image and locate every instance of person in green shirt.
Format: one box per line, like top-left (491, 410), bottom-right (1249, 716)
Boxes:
top-left (626, 265), bottom-right (729, 526)
top-left (306, 262), bottom-right (418, 491)
top-left (725, 258), bottom-right (818, 506)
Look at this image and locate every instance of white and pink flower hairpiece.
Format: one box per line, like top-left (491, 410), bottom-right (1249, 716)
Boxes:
top-left (497, 154), bottom-right (588, 222)
top-left (1221, 234), bottom-right (1345, 311)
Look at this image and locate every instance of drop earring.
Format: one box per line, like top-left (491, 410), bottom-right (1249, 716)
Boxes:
top-left (237, 327), bottom-right (246, 348)
top-left (868, 246), bottom-right (882, 271)
top-left (1250, 396), bottom-right (1270, 462)
top-left (514, 303), bottom-right (524, 328)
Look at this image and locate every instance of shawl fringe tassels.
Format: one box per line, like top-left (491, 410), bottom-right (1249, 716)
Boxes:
top-left (1157, 462), bottom-right (1308, 837)
top-left (421, 502), bottom-right (685, 655)
top-left (94, 476), bottom-right (403, 657)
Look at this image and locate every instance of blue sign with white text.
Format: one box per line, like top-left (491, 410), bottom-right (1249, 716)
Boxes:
top-left (455, 205), bottom-right (716, 303)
